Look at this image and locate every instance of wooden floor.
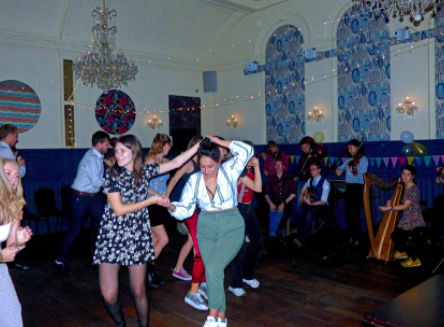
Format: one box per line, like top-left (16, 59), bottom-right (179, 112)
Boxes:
top-left (10, 228), bottom-right (441, 327)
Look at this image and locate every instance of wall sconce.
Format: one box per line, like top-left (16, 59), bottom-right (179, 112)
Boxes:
top-left (147, 115), bottom-right (163, 129)
top-left (226, 114), bottom-right (239, 128)
top-left (307, 106), bottom-right (324, 123)
top-left (395, 96), bottom-right (418, 119)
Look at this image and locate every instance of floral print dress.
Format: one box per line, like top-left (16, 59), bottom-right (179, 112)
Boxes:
top-left (93, 164), bottom-right (159, 266)
top-left (397, 184), bottom-right (425, 231)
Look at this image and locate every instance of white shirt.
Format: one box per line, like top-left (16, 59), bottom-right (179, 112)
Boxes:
top-left (71, 148), bottom-right (105, 193)
top-left (303, 176), bottom-right (331, 204)
top-left (170, 141), bottom-right (253, 220)
top-left (0, 222), bottom-right (12, 243)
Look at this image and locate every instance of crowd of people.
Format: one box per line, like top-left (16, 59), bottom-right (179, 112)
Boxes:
top-left (0, 123), bottom-right (438, 327)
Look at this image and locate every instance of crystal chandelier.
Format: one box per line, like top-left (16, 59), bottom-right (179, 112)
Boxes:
top-left (352, 0), bottom-right (444, 26)
top-left (73, 0), bottom-right (138, 92)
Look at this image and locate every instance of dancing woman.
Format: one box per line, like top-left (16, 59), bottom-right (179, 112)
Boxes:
top-left (158, 136), bottom-right (253, 327)
top-left (93, 135), bottom-right (200, 327)
top-left (379, 165), bottom-right (425, 267)
top-left (0, 158), bottom-right (32, 327)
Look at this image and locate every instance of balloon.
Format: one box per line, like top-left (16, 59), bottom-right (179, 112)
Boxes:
top-left (313, 144), bottom-right (327, 159)
top-left (313, 131), bottom-right (325, 143)
top-left (412, 142), bottom-right (428, 157)
top-left (400, 131), bottom-right (414, 144)
top-left (401, 144), bottom-right (413, 156)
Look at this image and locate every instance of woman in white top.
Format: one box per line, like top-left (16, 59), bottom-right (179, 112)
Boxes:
top-left (158, 136), bottom-right (253, 327)
top-left (0, 158), bottom-right (32, 327)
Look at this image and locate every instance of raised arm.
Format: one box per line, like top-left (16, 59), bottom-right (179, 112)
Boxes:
top-left (158, 142), bottom-right (200, 175)
top-left (238, 157), bottom-right (262, 192)
top-left (108, 192), bottom-right (159, 216)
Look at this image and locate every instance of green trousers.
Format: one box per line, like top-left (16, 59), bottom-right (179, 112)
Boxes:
top-left (197, 209), bottom-right (245, 313)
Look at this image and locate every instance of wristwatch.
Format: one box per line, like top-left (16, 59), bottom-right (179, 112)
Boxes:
top-left (390, 206), bottom-right (394, 211)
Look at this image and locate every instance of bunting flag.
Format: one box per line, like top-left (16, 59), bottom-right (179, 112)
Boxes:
top-left (262, 153), bottom-right (267, 161)
top-left (290, 155), bottom-right (295, 164)
top-left (441, 155), bottom-right (444, 164)
top-left (424, 156), bottom-right (432, 167)
top-left (296, 156), bottom-right (300, 164)
top-left (369, 157), bottom-right (376, 167)
top-left (433, 155), bottom-right (441, 167)
top-left (399, 157), bottom-right (406, 166)
top-left (376, 157), bottom-right (382, 167)
top-left (324, 157), bottom-right (329, 166)
top-left (383, 157), bottom-right (390, 167)
top-left (329, 157), bottom-right (337, 165)
top-left (414, 156), bottom-right (422, 167)
top-left (407, 156), bottom-right (414, 165)
top-left (391, 157), bottom-right (398, 167)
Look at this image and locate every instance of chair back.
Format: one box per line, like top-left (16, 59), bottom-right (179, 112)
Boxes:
top-left (34, 187), bottom-right (57, 215)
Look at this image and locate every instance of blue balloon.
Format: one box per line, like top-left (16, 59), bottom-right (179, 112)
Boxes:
top-left (400, 131), bottom-right (414, 144)
top-left (401, 144), bottom-right (414, 156)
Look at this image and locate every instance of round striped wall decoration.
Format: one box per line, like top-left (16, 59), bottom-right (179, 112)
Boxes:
top-left (0, 80), bottom-right (41, 133)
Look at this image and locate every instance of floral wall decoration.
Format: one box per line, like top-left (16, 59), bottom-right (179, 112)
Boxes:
top-left (95, 89), bottom-right (136, 135)
top-left (265, 25), bottom-right (305, 144)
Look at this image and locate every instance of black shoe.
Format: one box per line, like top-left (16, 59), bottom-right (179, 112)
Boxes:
top-left (114, 320), bottom-right (126, 327)
top-left (146, 265), bottom-right (160, 289)
top-left (54, 261), bottom-right (73, 274)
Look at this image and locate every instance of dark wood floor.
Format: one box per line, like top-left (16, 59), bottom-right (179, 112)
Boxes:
top-left (10, 228), bottom-right (441, 327)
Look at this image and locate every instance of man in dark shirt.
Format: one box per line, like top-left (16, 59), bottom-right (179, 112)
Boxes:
top-left (265, 157), bottom-right (297, 237)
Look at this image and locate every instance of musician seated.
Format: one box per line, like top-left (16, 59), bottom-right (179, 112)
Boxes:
top-left (379, 165), bottom-right (425, 268)
top-left (297, 162), bottom-right (331, 244)
top-left (265, 156), bottom-right (297, 238)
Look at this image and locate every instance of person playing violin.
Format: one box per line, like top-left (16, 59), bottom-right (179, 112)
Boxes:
top-left (336, 139), bottom-right (369, 250)
top-left (263, 141), bottom-right (289, 178)
top-left (298, 161), bottom-right (330, 244)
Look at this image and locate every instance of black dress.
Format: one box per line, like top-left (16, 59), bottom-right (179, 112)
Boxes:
top-left (93, 164), bottom-right (159, 266)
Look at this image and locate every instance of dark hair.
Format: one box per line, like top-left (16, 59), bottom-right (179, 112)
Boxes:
top-left (267, 140), bottom-right (278, 155)
top-left (0, 124), bottom-right (18, 140)
top-left (310, 161), bottom-right (322, 171)
top-left (274, 156), bottom-right (285, 165)
top-left (402, 164), bottom-right (416, 177)
top-left (110, 137), bottom-right (119, 148)
top-left (347, 138), bottom-right (364, 156)
top-left (299, 136), bottom-right (314, 148)
top-left (187, 136), bottom-right (203, 150)
top-left (92, 131), bottom-right (110, 146)
top-left (115, 135), bottom-right (143, 187)
top-left (242, 140), bottom-right (254, 147)
top-left (198, 138), bottom-right (220, 164)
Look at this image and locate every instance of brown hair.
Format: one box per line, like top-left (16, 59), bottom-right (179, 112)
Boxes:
top-left (0, 124), bottom-right (18, 141)
top-left (116, 135), bottom-right (144, 187)
top-left (267, 140), bottom-right (278, 155)
top-left (148, 133), bottom-right (171, 156)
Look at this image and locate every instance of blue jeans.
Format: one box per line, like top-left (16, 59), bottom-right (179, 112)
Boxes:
top-left (57, 191), bottom-right (104, 263)
top-left (230, 203), bottom-right (264, 288)
top-left (298, 204), bottom-right (328, 242)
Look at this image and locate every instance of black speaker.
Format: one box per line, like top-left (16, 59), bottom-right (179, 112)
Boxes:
top-left (171, 128), bottom-right (198, 154)
top-left (203, 70), bottom-right (218, 93)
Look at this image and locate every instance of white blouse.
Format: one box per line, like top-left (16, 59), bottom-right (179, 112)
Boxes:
top-left (170, 141), bottom-right (253, 220)
top-left (0, 222), bottom-right (12, 243)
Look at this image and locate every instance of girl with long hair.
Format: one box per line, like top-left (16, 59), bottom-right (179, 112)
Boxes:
top-left (93, 134), bottom-right (200, 327)
top-left (0, 158), bottom-right (32, 327)
top-left (158, 136), bottom-right (253, 327)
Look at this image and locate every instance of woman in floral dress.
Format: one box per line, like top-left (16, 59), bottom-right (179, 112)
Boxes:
top-left (93, 134), bottom-right (199, 327)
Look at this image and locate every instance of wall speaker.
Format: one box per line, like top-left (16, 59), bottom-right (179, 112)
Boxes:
top-left (203, 70), bottom-right (218, 93)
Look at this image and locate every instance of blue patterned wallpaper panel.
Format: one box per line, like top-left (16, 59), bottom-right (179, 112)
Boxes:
top-left (265, 25), bottom-right (305, 144)
top-left (436, 11), bottom-right (444, 139)
top-left (337, 10), bottom-right (391, 142)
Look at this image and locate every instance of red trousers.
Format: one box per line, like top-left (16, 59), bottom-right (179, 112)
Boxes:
top-left (185, 211), bottom-right (206, 283)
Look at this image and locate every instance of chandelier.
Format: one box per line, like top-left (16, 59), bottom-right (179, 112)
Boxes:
top-left (395, 96), bottom-right (418, 118)
top-left (73, 0), bottom-right (138, 92)
top-left (352, 0), bottom-right (444, 26)
top-left (307, 106), bottom-right (324, 123)
top-left (226, 114), bottom-right (239, 128)
top-left (147, 115), bottom-right (163, 129)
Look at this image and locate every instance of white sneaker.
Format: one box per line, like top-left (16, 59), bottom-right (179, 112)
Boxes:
top-left (242, 278), bottom-right (260, 289)
top-left (199, 282), bottom-right (208, 300)
top-left (218, 318), bottom-right (228, 327)
top-left (228, 286), bottom-right (246, 297)
top-left (245, 235), bottom-right (250, 243)
top-left (184, 292), bottom-right (208, 311)
top-left (203, 316), bottom-right (219, 327)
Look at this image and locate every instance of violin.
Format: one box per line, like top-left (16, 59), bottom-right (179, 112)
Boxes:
top-left (348, 154), bottom-right (363, 176)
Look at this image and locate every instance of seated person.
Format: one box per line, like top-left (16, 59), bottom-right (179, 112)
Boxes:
top-left (379, 165), bottom-right (425, 268)
top-left (298, 161), bottom-right (330, 243)
top-left (265, 156), bottom-right (296, 237)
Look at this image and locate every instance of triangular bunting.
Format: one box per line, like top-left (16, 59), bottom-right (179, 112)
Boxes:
top-left (329, 157), bottom-right (337, 165)
top-left (391, 157), bottom-right (398, 168)
top-left (296, 156), bottom-right (300, 164)
top-left (441, 155), bottom-right (444, 163)
top-left (399, 157), bottom-right (406, 166)
top-left (383, 157), bottom-right (390, 167)
top-left (376, 157), bottom-right (382, 167)
top-left (324, 157), bottom-right (329, 166)
top-left (290, 155), bottom-right (295, 164)
top-left (407, 156), bottom-right (414, 165)
top-left (414, 157), bottom-right (422, 167)
top-left (433, 155), bottom-right (441, 167)
top-left (261, 153), bottom-right (267, 161)
top-left (424, 156), bottom-right (431, 167)
top-left (369, 157), bottom-right (376, 167)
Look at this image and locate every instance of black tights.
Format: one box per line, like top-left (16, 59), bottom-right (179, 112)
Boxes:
top-left (99, 263), bottom-right (150, 327)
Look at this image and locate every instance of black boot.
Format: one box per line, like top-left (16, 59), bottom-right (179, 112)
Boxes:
top-left (146, 264), bottom-right (160, 289)
top-left (114, 320), bottom-right (126, 327)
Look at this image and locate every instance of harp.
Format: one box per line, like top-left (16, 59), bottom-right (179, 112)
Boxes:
top-left (363, 173), bottom-right (403, 262)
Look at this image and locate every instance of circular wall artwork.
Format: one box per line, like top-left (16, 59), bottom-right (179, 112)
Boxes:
top-left (0, 80), bottom-right (41, 133)
top-left (95, 89), bottom-right (136, 135)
